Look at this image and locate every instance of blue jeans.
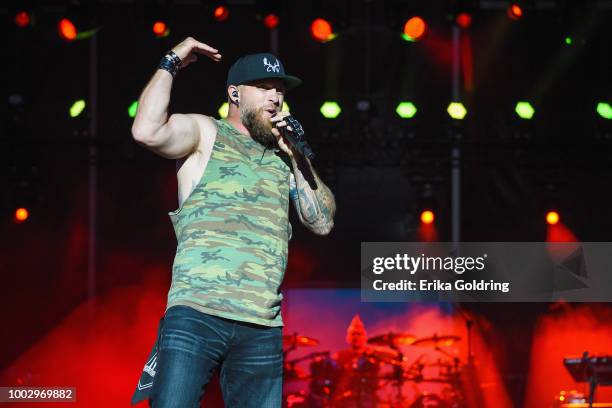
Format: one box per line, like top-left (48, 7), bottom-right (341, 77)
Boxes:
top-left (149, 305), bottom-right (283, 408)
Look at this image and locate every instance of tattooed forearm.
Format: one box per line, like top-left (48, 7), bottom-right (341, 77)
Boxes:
top-left (290, 157), bottom-right (336, 235)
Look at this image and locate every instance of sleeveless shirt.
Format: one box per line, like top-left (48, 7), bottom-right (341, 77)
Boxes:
top-left (166, 118), bottom-right (291, 326)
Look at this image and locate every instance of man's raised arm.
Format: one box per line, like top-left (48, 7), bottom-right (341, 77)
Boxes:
top-left (131, 37), bottom-right (221, 159)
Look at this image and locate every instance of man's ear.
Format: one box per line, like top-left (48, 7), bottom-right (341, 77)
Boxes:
top-left (228, 85), bottom-right (240, 106)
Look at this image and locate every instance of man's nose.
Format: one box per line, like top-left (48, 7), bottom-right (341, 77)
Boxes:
top-left (268, 90), bottom-right (280, 103)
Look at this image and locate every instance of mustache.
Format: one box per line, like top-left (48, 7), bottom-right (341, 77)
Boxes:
top-left (240, 107), bottom-right (276, 148)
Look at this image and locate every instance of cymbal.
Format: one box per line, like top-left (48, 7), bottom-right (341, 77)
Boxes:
top-left (412, 334), bottom-right (460, 348)
top-left (367, 332), bottom-right (416, 347)
top-left (366, 345), bottom-right (401, 363)
top-left (283, 334), bottom-right (319, 348)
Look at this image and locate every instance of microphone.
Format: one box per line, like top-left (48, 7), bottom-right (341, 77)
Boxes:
top-left (277, 116), bottom-right (315, 160)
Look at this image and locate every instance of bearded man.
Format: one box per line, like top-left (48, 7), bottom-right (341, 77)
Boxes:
top-left (130, 37), bottom-right (336, 408)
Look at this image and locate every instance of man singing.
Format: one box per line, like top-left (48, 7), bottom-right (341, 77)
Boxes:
top-left (130, 37), bottom-right (336, 407)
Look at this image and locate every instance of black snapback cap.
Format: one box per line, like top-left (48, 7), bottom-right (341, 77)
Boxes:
top-left (226, 53), bottom-right (302, 91)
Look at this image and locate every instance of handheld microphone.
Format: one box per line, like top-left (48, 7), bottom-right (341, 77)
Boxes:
top-left (277, 116), bottom-right (315, 160)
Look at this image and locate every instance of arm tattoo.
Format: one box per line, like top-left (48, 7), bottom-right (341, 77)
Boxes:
top-left (290, 157), bottom-right (336, 235)
top-left (289, 175), bottom-right (300, 211)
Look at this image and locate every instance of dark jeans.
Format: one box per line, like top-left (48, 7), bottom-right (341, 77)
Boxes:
top-left (149, 305), bottom-right (283, 408)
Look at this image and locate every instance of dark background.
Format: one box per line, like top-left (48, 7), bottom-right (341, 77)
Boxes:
top-left (1, 1), bottom-right (611, 405)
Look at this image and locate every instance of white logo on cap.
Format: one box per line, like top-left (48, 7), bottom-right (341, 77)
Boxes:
top-left (263, 57), bottom-right (280, 73)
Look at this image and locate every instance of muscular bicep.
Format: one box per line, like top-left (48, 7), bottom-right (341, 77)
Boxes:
top-left (151, 113), bottom-right (201, 159)
top-left (134, 113), bottom-right (202, 159)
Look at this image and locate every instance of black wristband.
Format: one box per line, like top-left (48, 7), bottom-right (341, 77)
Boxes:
top-left (158, 51), bottom-right (182, 77)
top-left (158, 59), bottom-right (178, 77)
top-left (165, 50), bottom-right (182, 66)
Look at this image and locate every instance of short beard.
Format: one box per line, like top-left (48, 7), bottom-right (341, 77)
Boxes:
top-left (241, 107), bottom-right (277, 149)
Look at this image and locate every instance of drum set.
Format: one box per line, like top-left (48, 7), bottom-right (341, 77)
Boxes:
top-left (282, 332), bottom-right (466, 408)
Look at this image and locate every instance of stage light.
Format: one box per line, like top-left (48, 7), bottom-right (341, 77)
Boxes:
top-left (69, 100), bottom-right (86, 118)
top-left (456, 12), bottom-right (472, 29)
top-left (447, 102), bottom-right (467, 120)
top-left (597, 102), bottom-right (612, 120)
top-left (356, 100), bottom-right (371, 113)
top-left (396, 102), bottom-right (417, 119)
top-left (507, 4), bottom-right (523, 20)
top-left (9, 94), bottom-right (23, 106)
top-left (218, 102), bottom-right (229, 118)
top-left (214, 6), bottom-right (230, 22)
top-left (128, 101), bottom-right (138, 118)
top-left (58, 18), bottom-right (77, 41)
top-left (515, 101), bottom-right (535, 119)
top-left (14, 208), bottom-right (29, 223)
top-left (546, 211), bottom-right (560, 225)
top-left (402, 17), bottom-right (427, 42)
top-left (565, 37), bottom-right (573, 45)
top-left (263, 14), bottom-right (279, 29)
top-left (310, 18), bottom-right (334, 42)
top-left (320, 101), bottom-right (341, 119)
top-left (57, 16), bottom-right (97, 41)
top-left (15, 11), bottom-right (31, 27)
top-left (282, 101), bottom-right (290, 112)
top-left (152, 21), bottom-right (169, 38)
top-left (420, 210), bottom-right (435, 225)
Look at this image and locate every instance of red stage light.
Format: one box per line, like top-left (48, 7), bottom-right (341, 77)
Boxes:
top-left (15, 11), bottom-right (31, 27)
top-left (456, 12), bottom-right (472, 29)
top-left (310, 18), bottom-right (333, 42)
top-left (508, 4), bottom-right (523, 20)
top-left (152, 21), bottom-right (167, 37)
top-left (546, 211), bottom-right (560, 225)
top-left (420, 210), bottom-right (435, 225)
top-left (263, 13), bottom-right (279, 29)
top-left (58, 18), bottom-right (77, 41)
top-left (214, 5), bottom-right (230, 22)
top-left (403, 16), bottom-right (427, 41)
top-left (15, 208), bottom-right (29, 223)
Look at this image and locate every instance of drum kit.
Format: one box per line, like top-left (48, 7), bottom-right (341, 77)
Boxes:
top-left (283, 332), bottom-right (466, 408)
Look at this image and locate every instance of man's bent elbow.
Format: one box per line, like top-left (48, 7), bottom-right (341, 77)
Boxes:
top-left (132, 124), bottom-right (148, 143)
top-left (131, 124), bottom-right (157, 147)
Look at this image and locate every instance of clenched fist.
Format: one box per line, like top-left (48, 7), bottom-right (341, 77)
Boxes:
top-left (270, 111), bottom-right (296, 158)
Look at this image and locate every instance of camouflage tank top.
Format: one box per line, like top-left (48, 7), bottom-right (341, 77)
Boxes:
top-left (166, 118), bottom-right (291, 327)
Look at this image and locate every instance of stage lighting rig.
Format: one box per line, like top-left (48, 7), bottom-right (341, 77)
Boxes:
top-left (310, 18), bottom-right (335, 42)
top-left (320, 101), bottom-right (342, 119)
top-left (15, 11), bottom-right (32, 28)
top-left (214, 5), bottom-right (230, 22)
top-left (402, 16), bottom-right (427, 42)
